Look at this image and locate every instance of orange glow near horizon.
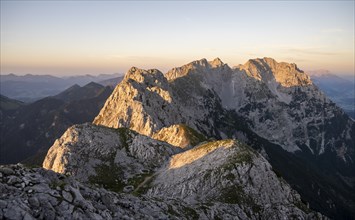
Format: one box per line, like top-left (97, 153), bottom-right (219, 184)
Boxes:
top-left (1, 53), bottom-right (353, 76)
top-left (1, 1), bottom-right (354, 76)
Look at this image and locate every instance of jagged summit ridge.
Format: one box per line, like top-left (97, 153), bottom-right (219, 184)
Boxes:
top-left (93, 66), bottom-right (178, 136)
top-left (124, 67), bottom-right (166, 84)
top-left (240, 57), bottom-right (312, 87)
top-left (166, 57), bottom-right (311, 88)
top-left (94, 57), bottom-right (351, 154)
top-left (209, 57), bottom-right (224, 67)
top-left (165, 57), bottom-right (227, 81)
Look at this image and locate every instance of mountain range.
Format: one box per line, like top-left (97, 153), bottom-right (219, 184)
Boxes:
top-left (308, 70), bottom-right (355, 119)
top-left (0, 73), bottom-right (123, 102)
top-left (0, 94), bottom-right (24, 112)
top-left (0, 82), bottom-right (113, 165)
top-left (1, 68), bottom-right (353, 120)
top-left (91, 57), bottom-right (354, 218)
top-left (0, 57), bottom-right (354, 219)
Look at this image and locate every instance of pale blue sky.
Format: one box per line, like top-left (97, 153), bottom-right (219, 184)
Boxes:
top-left (1, 1), bottom-right (354, 76)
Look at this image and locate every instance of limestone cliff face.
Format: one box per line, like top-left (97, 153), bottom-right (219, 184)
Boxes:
top-left (93, 57), bottom-right (354, 155)
top-left (165, 58), bottom-right (353, 155)
top-left (93, 67), bottom-right (181, 136)
top-left (241, 57), bottom-right (312, 87)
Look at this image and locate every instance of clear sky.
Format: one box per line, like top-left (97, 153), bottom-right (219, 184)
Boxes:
top-left (1, 1), bottom-right (354, 76)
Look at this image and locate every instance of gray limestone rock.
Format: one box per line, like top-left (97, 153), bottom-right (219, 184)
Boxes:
top-left (0, 163), bottom-right (327, 220)
top-left (0, 167), bottom-right (14, 175)
top-left (40, 126), bottom-right (327, 219)
top-left (28, 197), bottom-right (40, 207)
top-left (7, 175), bottom-right (21, 185)
top-left (61, 190), bottom-right (73, 203)
top-left (0, 200), bottom-right (7, 208)
top-left (43, 123), bottom-right (180, 190)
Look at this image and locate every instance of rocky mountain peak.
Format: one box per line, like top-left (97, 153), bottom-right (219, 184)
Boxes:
top-left (93, 66), bottom-right (176, 136)
top-left (124, 67), bottom-right (165, 84)
top-left (68, 84), bottom-right (81, 90)
top-left (191, 58), bottom-right (209, 67)
top-left (82, 81), bottom-right (102, 89)
top-left (209, 57), bottom-right (224, 67)
top-left (165, 58), bottom-right (229, 81)
top-left (165, 58), bottom-right (207, 81)
top-left (241, 57), bottom-right (312, 87)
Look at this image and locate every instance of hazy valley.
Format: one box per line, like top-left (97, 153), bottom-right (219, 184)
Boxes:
top-left (0, 82), bottom-right (113, 165)
top-left (0, 73), bottom-right (123, 103)
top-left (308, 70), bottom-right (355, 119)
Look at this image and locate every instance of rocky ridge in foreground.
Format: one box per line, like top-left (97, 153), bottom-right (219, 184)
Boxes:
top-left (0, 163), bottom-right (326, 220)
top-left (39, 123), bottom-right (325, 219)
top-left (0, 164), bottom-right (194, 220)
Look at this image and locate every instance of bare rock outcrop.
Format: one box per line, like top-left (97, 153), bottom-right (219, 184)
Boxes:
top-left (152, 124), bottom-right (206, 149)
top-left (43, 123), bottom-right (180, 192)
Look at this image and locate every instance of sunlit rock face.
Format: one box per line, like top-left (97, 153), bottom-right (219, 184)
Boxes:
top-left (95, 57), bottom-right (353, 155)
top-left (147, 139), bottom-right (316, 218)
top-left (93, 67), bottom-right (179, 136)
top-left (240, 57), bottom-right (312, 87)
top-left (152, 124), bottom-right (206, 149)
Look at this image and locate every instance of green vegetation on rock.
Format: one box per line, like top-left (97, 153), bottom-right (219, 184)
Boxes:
top-left (179, 124), bottom-right (207, 146)
top-left (88, 163), bottom-right (125, 193)
top-left (88, 150), bottom-right (127, 193)
top-left (219, 185), bottom-right (262, 214)
top-left (193, 139), bottom-right (234, 152)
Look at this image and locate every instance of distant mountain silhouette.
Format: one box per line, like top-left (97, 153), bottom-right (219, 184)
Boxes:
top-left (0, 94), bottom-right (24, 111)
top-left (98, 76), bottom-right (124, 88)
top-left (0, 82), bottom-right (113, 165)
top-left (308, 70), bottom-right (355, 118)
top-left (53, 82), bottom-right (107, 102)
top-left (0, 73), bottom-right (121, 102)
